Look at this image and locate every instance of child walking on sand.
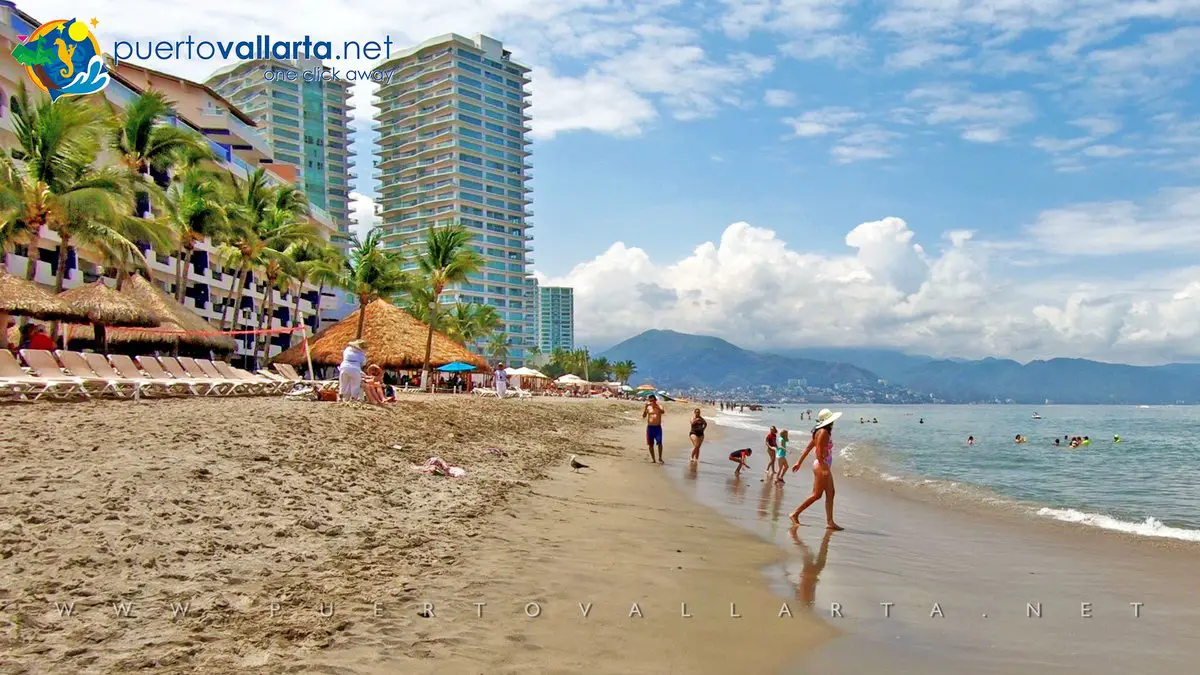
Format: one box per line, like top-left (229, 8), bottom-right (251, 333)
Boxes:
top-left (774, 429), bottom-right (790, 483)
top-left (729, 448), bottom-right (752, 476)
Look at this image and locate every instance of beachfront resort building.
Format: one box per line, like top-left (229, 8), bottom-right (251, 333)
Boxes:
top-left (537, 286), bottom-right (574, 354)
top-left (0, 2), bottom-right (342, 365)
top-left (372, 33), bottom-right (535, 365)
top-left (206, 58), bottom-right (355, 252)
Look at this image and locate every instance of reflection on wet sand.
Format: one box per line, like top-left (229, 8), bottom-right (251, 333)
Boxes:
top-left (684, 461), bottom-right (698, 482)
top-left (727, 475), bottom-right (747, 504)
top-left (790, 527), bottom-right (834, 609)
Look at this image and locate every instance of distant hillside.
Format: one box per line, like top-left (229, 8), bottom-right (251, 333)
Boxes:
top-left (780, 347), bottom-right (1200, 404)
top-left (897, 357), bottom-right (1200, 404)
top-left (598, 330), bottom-right (880, 389)
top-left (599, 331), bottom-right (1200, 403)
top-left (776, 347), bottom-right (934, 383)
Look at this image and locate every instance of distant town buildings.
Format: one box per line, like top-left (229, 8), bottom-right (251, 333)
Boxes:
top-left (537, 286), bottom-right (574, 353)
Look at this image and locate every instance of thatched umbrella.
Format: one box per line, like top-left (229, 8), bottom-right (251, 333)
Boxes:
top-left (59, 281), bottom-right (162, 354)
top-left (67, 274), bottom-right (236, 353)
top-left (272, 298), bottom-right (488, 372)
top-left (0, 272), bottom-right (92, 334)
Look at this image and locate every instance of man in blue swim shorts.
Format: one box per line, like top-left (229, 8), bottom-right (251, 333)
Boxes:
top-left (642, 394), bottom-right (665, 463)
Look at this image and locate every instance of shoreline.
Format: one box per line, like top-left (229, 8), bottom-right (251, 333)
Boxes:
top-left (691, 418), bottom-right (1200, 674)
top-left (0, 397), bottom-right (834, 673)
top-left (303, 402), bottom-right (837, 674)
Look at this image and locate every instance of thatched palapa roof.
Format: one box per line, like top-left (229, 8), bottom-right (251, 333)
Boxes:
top-left (59, 281), bottom-right (162, 328)
top-left (0, 271), bottom-right (92, 322)
top-left (66, 275), bottom-right (236, 351)
top-left (272, 298), bottom-right (488, 370)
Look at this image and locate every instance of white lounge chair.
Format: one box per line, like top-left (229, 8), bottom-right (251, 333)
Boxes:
top-left (507, 387), bottom-right (533, 399)
top-left (175, 357), bottom-right (240, 396)
top-left (109, 354), bottom-right (190, 396)
top-left (82, 352), bottom-right (162, 399)
top-left (273, 363), bottom-right (337, 391)
top-left (55, 350), bottom-right (134, 399)
top-left (137, 356), bottom-right (216, 397)
top-left (18, 349), bottom-right (92, 399)
top-left (0, 350), bottom-right (45, 400)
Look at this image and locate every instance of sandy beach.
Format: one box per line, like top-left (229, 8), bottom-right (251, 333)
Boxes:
top-left (0, 396), bottom-right (832, 673)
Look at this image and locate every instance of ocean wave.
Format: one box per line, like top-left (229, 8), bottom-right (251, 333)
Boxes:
top-left (1036, 508), bottom-right (1200, 542)
top-left (712, 413), bottom-right (770, 433)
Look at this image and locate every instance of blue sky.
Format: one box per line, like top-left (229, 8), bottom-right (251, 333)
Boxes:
top-left (37, 0), bottom-right (1200, 363)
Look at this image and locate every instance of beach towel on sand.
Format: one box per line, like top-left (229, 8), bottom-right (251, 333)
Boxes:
top-left (412, 456), bottom-right (467, 478)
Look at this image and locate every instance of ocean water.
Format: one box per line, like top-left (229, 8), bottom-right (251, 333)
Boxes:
top-left (711, 404), bottom-right (1200, 541)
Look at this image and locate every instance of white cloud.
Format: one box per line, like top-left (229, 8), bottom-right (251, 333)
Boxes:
top-left (527, 70), bottom-right (657, 140)
top-left (349, 192), bottom-right (380, 240)
top-left (763, 89), bottom-right (797, 107)
top-left (1072, 116), bottom-right (1121, 137)
top-left (782, 107), bottom-right (861, 137)
top-left (886, 42), bottom-right (966, 70)
top-left (1025, 188), bottom-right (1200, 255)
top-left (1081, 144), bottom-right (1134, 158)
top-left (780, 33), bottom-right (867, 66)
top-left (831, 125), bottom-right (900, 163)
top-left (540, 217), bottom-right (1200, 363)
top-left (961, 127), bottom-right (1006, 143)
top-left (907, 86), bottom-right (1036, 141)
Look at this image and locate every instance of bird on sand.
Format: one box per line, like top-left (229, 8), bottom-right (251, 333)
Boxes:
top-left (570, 455), bottom-right (591, 472)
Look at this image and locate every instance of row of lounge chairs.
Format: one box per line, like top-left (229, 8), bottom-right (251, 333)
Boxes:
top-left (0, 349), bottom-right (336, 401)
top-left (472, 386), bottom-right (533, 399)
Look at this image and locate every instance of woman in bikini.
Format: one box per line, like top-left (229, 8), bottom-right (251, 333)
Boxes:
top-left (790, 409), bottom-right (843, 530)
top-left (363, 364), bottom-right (395, 405)
top-left (689, 408), bottom-right (708, 462)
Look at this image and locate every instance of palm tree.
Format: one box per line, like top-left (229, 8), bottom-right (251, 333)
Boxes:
top-left (343, 226), bottom-right (408, 340)
top-left (109, 90), bottom-right (209, 212)
top-left (0, 158), bottom-right (41, 273)
top-left (285, 239), bottom-right (343, 345)
top-left (7, 84), bottom-right (160, 294)
top-left (612, 359), bottom-right (637, 384)
top-left (444, 302), bottom-right (501, 347)
top-left (486, 330), bottom-right (509, 363)
top-left (164, 150), bottom-right (229, 303)
top-left (217, 169), bottom-right (269, 331)
top-left (415, 225), bottom-right (483, 388)
top-left (249, 200), bottom-right (315, 364)
top-left (403, 275), bottom-right (448, 326)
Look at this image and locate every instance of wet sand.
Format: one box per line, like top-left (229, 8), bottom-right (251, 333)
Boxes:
top-left (685, 423), bottom-right (1200, 674)
top-left (0, 397), bottom-right (831, 673)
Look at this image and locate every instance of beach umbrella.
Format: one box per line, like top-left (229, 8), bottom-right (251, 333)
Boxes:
top-left (636, 384), bottom-right (656, 391)
top-left (66, 275), bottom-right (235, 353)
top-left (0, 271), bottom-right (92, 327)
top-left (620, 384), bottom-right (635, 392)
top-left (511, 366), bottom-right (545, 378)
top-left (59, 281), bottom-right (162, 354)
top-left (438, 361), bottom-right (478, 372)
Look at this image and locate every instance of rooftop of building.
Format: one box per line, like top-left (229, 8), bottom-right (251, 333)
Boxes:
top-left (378, 32), bottom-right (531, 72)
top-left (109, 59), bottom-right (259, 128)
top-left (206, 59), bottom-right (353, 90)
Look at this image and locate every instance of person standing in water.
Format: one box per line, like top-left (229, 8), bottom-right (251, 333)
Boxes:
top-left (643, 395), bottom-right (665, 463)
top-left (774, 429), bottom-right (790, 483)
top-left (790, 409), bottom-right (844, 530)
top-left (764, 426), bottom-right (779, 477)
top-left (689, 408), bottom-right (708, 462)
top-left (967, 436), bottom-right (974, 446)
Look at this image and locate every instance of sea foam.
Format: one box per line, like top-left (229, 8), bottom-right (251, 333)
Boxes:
top-left (1036, 507), bottom-right (1200, 542)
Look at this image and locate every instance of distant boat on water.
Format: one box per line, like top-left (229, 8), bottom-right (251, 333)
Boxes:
top-left (1032, 413), bottom-right (1043, 419)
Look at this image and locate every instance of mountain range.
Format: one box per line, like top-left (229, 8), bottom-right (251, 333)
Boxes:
top-left (598, 330), bottom-right (1200, 404)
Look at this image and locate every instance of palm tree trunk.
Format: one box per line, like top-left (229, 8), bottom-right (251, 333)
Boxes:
top-left (49, 236), bottom-right (71, 339)
top-left (290, 275), bottom-right (306, 347)
top-left (220, 265), bottom-right (250, 331)
top-left (355, 299), bottom-right (367, 340)
top-left (255, 282), bottom-right (274, 367)
top-left (23, 234), bottom-right (40, 281)
top-left (422, 308), bottom-right (437, 393)
top-left (173, 243), bottom-right (190, 303)
top-left (313, 283), bottom-right (325, 333)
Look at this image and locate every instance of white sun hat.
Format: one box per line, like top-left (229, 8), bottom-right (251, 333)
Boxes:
top-left (814, 408), bottom-right (843, 429)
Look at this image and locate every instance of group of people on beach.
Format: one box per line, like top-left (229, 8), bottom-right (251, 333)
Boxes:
top-left (642, 396), bottom-right (843, 531)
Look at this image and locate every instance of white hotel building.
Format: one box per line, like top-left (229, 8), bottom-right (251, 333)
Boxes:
top-left (0, 1), bottom-right (345, 366)
top-left (372, 34), bottom-right (536, 365)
